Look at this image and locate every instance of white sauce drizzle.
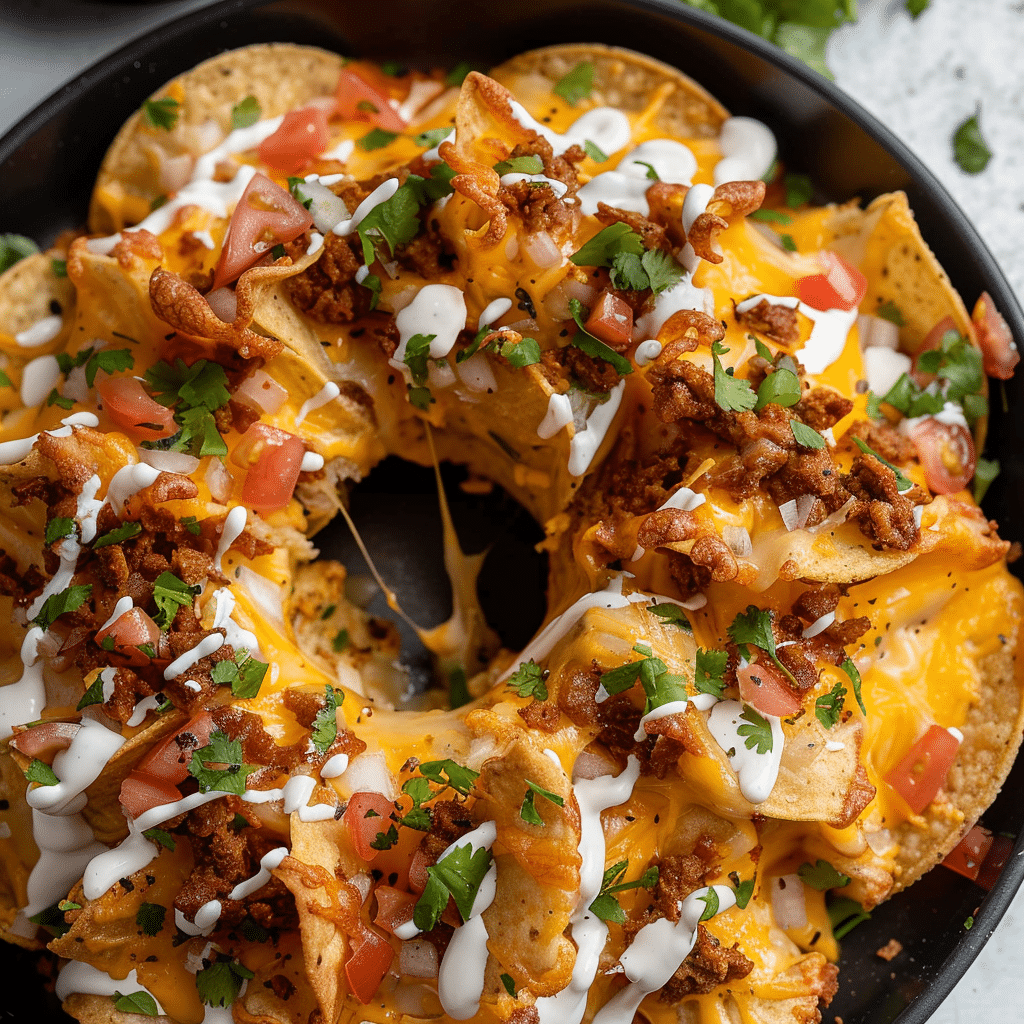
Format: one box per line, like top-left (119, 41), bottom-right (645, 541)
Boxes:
top-left (568, 379), bottom-right (626, 477)
top-left (499, 172), bottom-right (568, 198)
top-left (15, 314), bottom-right (63, 348)
top-left (320, 752), bottom-right (350, 779)
top-left (20, 354), bottom-right (61, 406)
top-left (619, 139), bottom-right (697, 184)
top-left (393, 283), bottom-right (467, 364)
top-left (23, 809), bottom-right (107, 917)
top-left (229, 846), bottom-right (289, 899)
top-left (295, 381), bottom-right (341, 427)
top-left (634, 274), bottom-right (713, 339)
top-left (300, 451), bottom-right (325, 472)
top-left (163, 632), bottom-right (224, 680)
top-left (26, 718), bottom-right (125, 815)
top-left (802, 611), bottom-right (836, 639)
top-left (508, 101), bottom-right (631, 160)
top-left (105, 462), bottom-right (160, 516)
top-left (713, 117), bottom-right (776, 185)
top-left (537, 392), bottom-right (574, 439)
top-left (707, 699), bottom-right (785, 803)
top-left (478, 296), bottom-right (513, 327)
top-left (56, 962), bottom-right (167, 1015)
top-left (331, 177), bottom-right (401, 237)
top-left (214, 505), bottom-right (247, 571)
top-left (634, 340), bottom-right (662, 367)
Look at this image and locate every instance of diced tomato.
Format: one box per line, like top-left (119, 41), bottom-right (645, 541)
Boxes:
top-left (912, 316), bottom-right (957, 387)
top-left (906, 418), bottom-right (976, 494)
top-left (120, 771), bottom-right (186, 819)
top-left (97, 377), bottom-right (177, 441)
top-left (94, 607), bottom-right (161, 667)
top-left (257, 107), bottom-right (331, 175)
top-left (585, 291), bottom-right (634, 350)
top-left (972, 291), bottom-right (1020, 380)
top-left (335, 67), bottom-right (407, 131)
top-left (408, 847), bottom-right (432, 894)
top-left (796, 251), bottom-right (867, 312)
top-left (233, 422), bottom-right (307, 515)
top-left (9, 721), bottom-right (80, 760)
top-left (976, 834), bottom-right (1014, 891)
top-left (886, 724), bottom-right (960, 814)
top-left (738, 662), bottom-right (801, 717)
top-left (343, 792), bottom-right (396, 862)
top-left (345, 928), bottom-right (395, 1004)
top-left (212, 172), bottom-right (313, 290)
top-left (943, 825), bottom-right (994, 882)
top-left (373, 885), bottom-right (418, 935)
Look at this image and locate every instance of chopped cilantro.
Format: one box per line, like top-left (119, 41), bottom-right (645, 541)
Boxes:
top-left (370, 824), bottom-right (400, 850)
top-left (570, 222), bottom-right (643, 269)
top-left (136, 902), bottom-right (166, 937)
top-left (399, 775), bottom-right (434, 831)
top-left (589, 861), bottom-right (659, 923)
top-left (77, 675), bottom-right (105, 711)
top-left (953, 108), bottom-right (992, 174)
top-left (356, 176), bottom-right (423, 265)
top-left (210, 649), bottom-right (268, 700)
top-left (449, 665), bottom-right (471, 709)
top-left (151, 571), bottom-right (198, 630)
top-left (634, 160), bottom-right (660, 180)
top-left (553, 61), bottom-right (594, 106)
top-left (231, 95), bottom-right (262, 129)
top-left (791, 419), bottom-right (826, 449)
top-left (195, 957), bottom-right (254, 1008)
top-left (799, 858), bottom-right (850, 890)
top-left (814, 680), bottom-right (846, 729)
top-left (964, 914), bottom-right (974, 930)
top-left (600, 643), bottom-right (687, 714)
top-left (500, 973), bottom-right (517, 998)
top-left (445, 61), bottom-right (473, 87)
top-left (240, 917), bottom-right (269, 942)
top-left (852, 437), bottom-right (913, 491)
top-left (143, 828), bottom-right (176, 851)
top-left (112, 992), bottom-right (159, 1017)
top-left (32, 583), bottom-right (91, 631)
top-left (28, 902), bottom-right (72, 937)
top-left (649, 603), bottom-right (692, 631)
top-left (784, 173), bottom-right (814, 208)
top-left (840, 658), bottom-right (866, 716)
top-left (737, 705), bottom-right (773, 754)
top-left (58, 900), bottom-right (81, 912)
top-left (26, 759), bottom-right (59, 786)
top-left (403, 333), bottom-right (435, 386)
top-left (749, 209), bottom-right (793, 225)
top-left (143, 358), bottom-right (230, 458)
top-left (359, 127), bottom-right (400, 151)
top-left (711, 341), bottom-right (757, 412)
top-left (311, 684), bottom-right (340, 753)
top-left (46, 388), bottom-right (75, 410)
top-left (180, 515), bottom-right (202, 536)
top-left (380, 60), bottom-right (406, 76)
top-left (780, 233), bottom-right (798, 252)
top-left (696, 887), bottom-right (720, 921)
top-left (876, 300), bottom-right (905, 326)
top-left (408, 385), bottom-right (434, 410)
top-left (414, 841), bottom-right (493, 929)
top-left (413, 126), bottom-right (454, 149)
top-left (418, 759), bottom-right (479, 797)
top-left (93, 521), bottom-right (142, 549)
top-left (754, 367), bottom-right (801, 410)
top-left (753, 337), bottom-right (774, 361)
top-left (906, 0), bottom-right (929, 16)
top-left (0, 233), bottom-right (39, 273)
top-left (568, 299), bottom-right (633, 376)
top-left (520, 779), bottom-right (565, 825)
top-left (188, 731), bottom-right (258, 796)
top-left (356, 100), bottom-right (379, 114)
top-left (51, 258), bottom-right (67, 278)
top-left (728, 606), bottom-right (778, 659)
top-left (45, 517), bottom-right (74, 545)
top-left (332, 628), bottom-right (350, 652)
top-left (583, 139), bottom-right (609, 163)
top-left (734, 876), bottom-right (755, 909)
top-left (493, 155), bottom-right (544, 175)
top-left (694, 648), bottom-right (728, 698)
top-left (507, 660), bottom-right (548, 701)
top-left (498, 336), bottom-right (541, 367)
top-left (142, 97), bottom-right (180, 131)
top-left (974, 457), bottom-right (1000, 504)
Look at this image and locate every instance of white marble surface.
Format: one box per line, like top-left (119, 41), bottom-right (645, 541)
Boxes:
top-left (1, 1), bottom-right (1022, 1020)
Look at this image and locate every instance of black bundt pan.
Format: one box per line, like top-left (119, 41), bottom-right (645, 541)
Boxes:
top-left (1, 0), bottom-right (1023, 1021)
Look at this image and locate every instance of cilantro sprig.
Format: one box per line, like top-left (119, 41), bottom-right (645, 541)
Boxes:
top-left (694, 648), bottom-right (727, 698)
top-left (711, 341), bottom-right (757, 412)
top-left (413, 841), bottom-right (493, 930)
top-left (195, 957), bottom-right (254, 1008)
top-left (727, 606), bottom-right (797, 685)
top-left (506, 660), bottom-right (549, 701)
top-left (142, 97), bottom-right (180, 131)
top-left (143, 358), bottom-right (231, 458)
top-left (188, 731), bottom-right (259, 795)
top-left (553, 62), bottom-right (594, 106)
top-left (737, 705), bottom-right (774, 754)
top-left (520, 779), bottom-right (564, 826)
top-left (32, 584), bottom-right (92, 631)
top-left (588, 861), bottom-right (659, 924)
top-left (814, 680), bottom-right (847, 729)
top-left (798, 859), bottom-right (850, 890)
top-left (152, 571), bottom-right (199, 630)
top-left (568, 299), bottom-right (633, 377)
top-left (210, 649), bottom-right (269, 700)
top-left (311, 684), bottom-right (340, 752)
top-left (599, 642), bottom-right (688, 715)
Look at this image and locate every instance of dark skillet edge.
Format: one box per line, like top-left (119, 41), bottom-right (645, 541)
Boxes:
top-left (1, 1), bottom-right (1022, 1022)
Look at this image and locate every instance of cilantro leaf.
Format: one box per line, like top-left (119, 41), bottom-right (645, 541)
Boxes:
top-left (142, 97), bottom-right (180, 131)
top-left (311, 684), bottom-right (340, 753)
top-left (852, 436), bottom-right (913, 491)
top-left (0, 233), bottom-right (39, 273)
top-left (828, 895), bottom-right (871, 939)
top-left (231, 95), bottom-right (262, 129)
top-left (588, 860), bottom-right (659, 923)
top-left (359, 127), bottom-right (400, 151)
top-left (754, 367), bottom-right (801, 410)
top-left (570, 223), bottom-right (644, 268)
top-left (840, 658), bottom-right (866, 716)
top-left (814, 681), bottom-right (846, 729)
top-left (694, 648), bottom-right (728, 698)
top-left (413, 126), bottom-right (454, 149)
top-left (798, 859), bottom-right (850, 890)
top-left (332, 628), bottom-right (350, 652)
top-left (181, 516), bottom-right (202, 536)
top-left (583, 139), bottom-right (608, 163)
top-left (403, 332), bottom-right (435, 386)
top-left (780, 233), bottom-right (798, 252)
top-left (568, 299), bottom-right (633, 376)
top-left (734, 876), bottom-right (755, 909)
top-left (446, 60), bottom-right (473, 87)
top-left (240, 916), bottom-right (269, 942)
top-left (507, 660), bottom-right (548, 701)
top-left (500, 973), bottom-right (517, 998)
top-left (953, 108), bottom-right (992, 174)
top-left (415, 841), bottom-right (493, 928)
top-left (610, 251), bottom-right (649, 292)
top-left (737, 705), bottom-right (774, 755)
top-left (876, 300), bottom-right (905, 326)
top-left (0, 369), bottom-right (10, 387)
top-left (634, 160), bottom-right (660, 180)
top-left (498, 336), bottom-right (541, 368)
top-left (143, 828), bottom-right (176, 851)
top-left (753, 337), bottom-right (774, 361)
top-left (906, 0), bottom-right (929, 16)
top-left (553, 62), bottom-right (594, 106)
top-left (784, 173), bottom-right (814, 208)
top-left (136, 902), bottom-right (166, 936)
top-left (974, 457), bottom-right (1000, 504)
top-left (599, 649), bottom-right (668, 697)
top-left (26, 759), bottom-right (59, 786)
top-left (520, 779), bottom-right (565, 825)
top-left (151, 571), bottom-right (198, 630)
top-left (696, 887), bottom-right (720, 921)
top-left (112, 991), bottom-right (159, 1016)
top-left (77, 675), bottom-right (105, 711)
top-left (145, 358), bottom-right (230, 411)
top-left (85, 347), bottom-right (134, 388)
top-left (588, 892), bottom-right (627, 924)
top-left (188, 731), bottom-right (258, 795)
top-left (418, 759), bottom-right (478, 797)
top-left (408, 385), bottom-right (434, 410)
top-left (711, 341), bottom-right (757, 412)
top-left (641, 249), bottom-right (684, 294)
top-left (45, 517), bottom-right (74, 545)
top-left (749, 209), bottom-right (793, 225)
top-left (649, 603), bottom-right (692, 630)
top-left (371, 823), bottom-right (400, 850)
top-left (32, 583), bottom-right (91, 631)
top-left (93, 521), bottom-right (142, 549)
top-left (211, 649), bottom-right (268, 699)
top-left (356, 177), bottom-right (423, 265)
top-left (47, 389), bottom-right (75, 410)
top-left (791, 419), bottom-right (826, 449)
top-left (493, 155), bottom-right (545, 175)
top-left (195, 958), bottom-right (254, 1008)
top-left (728, 606), bottom-right (778, 659)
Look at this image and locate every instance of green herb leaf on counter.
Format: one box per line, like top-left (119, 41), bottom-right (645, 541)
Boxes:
top-left (112, 991), bottom-right (159, 1017)
top-left (142, 97), bottom-right (180, 131)
top-left (814, 681), bottom-right (847, 728)
top-left (26, 759), bottom-right (59, 786)
top-left (840, 658), bottom-right (866, 715)
top-left (711, 341), bottom-right (757, 412)
top-left (32, 583), bottom-right (92, 631)
top-left (136, 902), bottom-right (166, 937)
top-left (0, 233), bottom-right (40, 273)
top-left (189, 731), bottom-right (258, 795)
top-left (798, 859), bottom-right (851, 890)
top-left (311, 684), bottom-right (340, 753)
top-left (953, 108), bottom-right (993, 174)
top-left (507, 660), bottom-right (549, 701)
top-left (974, 457), bottom-right (1000, 504)
top-left (231, 95), bottom-right (262, 130)
top-left (737, 705), bottom-right (773, 755)
top-left (553, 61), bottom-right (594, 106)
top-left (195, 957), bottom-right (254, 1007)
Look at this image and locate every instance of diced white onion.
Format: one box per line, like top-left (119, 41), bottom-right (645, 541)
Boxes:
top-left (572, 749), bottom-right (620, 782)
top-left (807, 496), bottom-right (856, 535)
top-left (504, 235), bottom-right (519, 260)
top-left (722, 525), bottom-right (752, 557)
top-left (337, 751), bottom-right (396, 800)
top-left (181, 118), bottom-right (224, 154)
top-left (350, 872), bottom-right (373, 903)
top-left (234, 369), bottom-right (288, 414)
top-left (522, 230), bottom-right (563, 269)
top-left (504, 318), bottom-right (538, 336)
top-left (863, 346), bottom-right (911, 396)
top-left (779, 499), bottom-right (800, 532)
top-left (866, 828), bottom-right (895, 856)
top-left (543, 276), bottom-right (598, 321)
top-left (205, 457), bottom-right (232, 503)
top-left (779, 495), bottom-right (817, 532)
top-left (158, 151), bottom-right (195, 194)
top-left (138, 449), bottom-right (200, 475)
top-left (236, 565), bottom-right (285, 626)
top-left (206, 287), bottom-right (237, 324)
top-left (770, 874), bottom-right (808, 930)
top-left (392, 982), bottom-right (436, 1016)
top-left (300, 179), bottom-right (350, 233)
top-left (400, 940), bottom-right (439, 979)
top-left (858, 313), bottom-right (900, 351)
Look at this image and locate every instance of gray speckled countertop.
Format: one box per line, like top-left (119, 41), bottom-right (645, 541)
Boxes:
top-left (1, 0), bottom-right (1022, 1019)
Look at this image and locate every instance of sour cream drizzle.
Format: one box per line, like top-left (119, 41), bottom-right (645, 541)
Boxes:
top-left (707, 699), bottom-right (785, 803)
top-left (568, 380), bottom-right (626, 477)
top-left (295, 381), bottom-right (341, 426)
